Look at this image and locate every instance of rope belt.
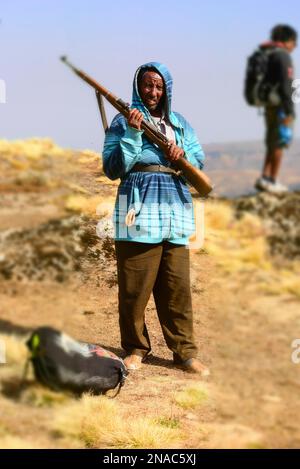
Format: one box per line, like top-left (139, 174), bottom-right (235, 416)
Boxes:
top-left (131, 164), bottom-right (181, 175)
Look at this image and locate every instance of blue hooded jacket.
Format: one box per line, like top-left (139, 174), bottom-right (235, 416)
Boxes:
top-left (102, 62), bottom-right (205, 245)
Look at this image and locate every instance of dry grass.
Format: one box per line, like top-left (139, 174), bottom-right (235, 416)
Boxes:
top-left (0, 139), bottom-right (103, 194)
top-left (154, 416), bottom-right (181, 429)
top-left (0, 335), bottom-right (31, 400)
top-left (117, 417), bottom-right (183, 449)
top-left (0, 435), bottom-right (41, 449)
top-left (53, 393), bottom-right (184, 449)
top-left (64, 182), bottom-right (91, 195)
top-left (78, 149), bottom-right (101, 164)
top-left (202, 199), bottom-right (300, 298)
top-left (258, 270), bottom-right (300, 297)
top-left (0, 138), bottom-right (70, 160)
top-left (203, 200), bottom-right (270, 271)
top-left (0, 333), bottom-right (29, 366)
top-left (174, 384), bottom-right (209, 410)
top-left (65, 194), bottom-right (115, 217)
top-left (0, 138), bottom-right (75, 193)
top-left (95, 175), bottom-right (119, 186)
top-left (20, 386), bottom-right (70, 408)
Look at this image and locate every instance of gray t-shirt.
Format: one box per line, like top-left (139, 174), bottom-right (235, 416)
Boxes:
top-left (150, 114), bottom-right (176, 142)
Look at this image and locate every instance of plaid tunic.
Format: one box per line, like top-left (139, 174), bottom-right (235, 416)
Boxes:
top-left (102, 62), bottom-right (205, 245)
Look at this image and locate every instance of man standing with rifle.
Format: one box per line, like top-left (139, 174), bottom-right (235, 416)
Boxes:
top-left (102, 62), bottom-right (209, 375)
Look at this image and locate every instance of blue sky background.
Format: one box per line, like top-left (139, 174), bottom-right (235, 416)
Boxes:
top-left (0, 0), bottom-right (299, 151)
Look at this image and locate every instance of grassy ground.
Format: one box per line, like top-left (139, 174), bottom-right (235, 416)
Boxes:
top-left (0, 139), bottom-right (300, 448)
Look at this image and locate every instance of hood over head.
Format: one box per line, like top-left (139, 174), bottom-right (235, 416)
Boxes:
top-left (131, 62), bottom-right (177, 125)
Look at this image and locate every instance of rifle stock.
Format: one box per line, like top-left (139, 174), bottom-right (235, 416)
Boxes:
top-left (61, 56), bottom-right (213, 197)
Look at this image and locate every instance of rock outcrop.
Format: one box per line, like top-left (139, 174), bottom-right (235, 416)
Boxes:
top-left (0, 216), bottom-right (115, 282)
top-left (234, 191), bottom-right (300, 259)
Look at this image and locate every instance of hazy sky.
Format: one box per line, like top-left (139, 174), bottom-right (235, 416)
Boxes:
top-left (0, 0), bottom-right (299, 151)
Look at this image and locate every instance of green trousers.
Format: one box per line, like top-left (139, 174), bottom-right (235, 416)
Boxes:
top-left (115, 240), bottom-right (197, 362)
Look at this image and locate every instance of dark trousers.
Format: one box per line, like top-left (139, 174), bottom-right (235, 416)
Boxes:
top-left (115, 240), bottom-right (197, 362)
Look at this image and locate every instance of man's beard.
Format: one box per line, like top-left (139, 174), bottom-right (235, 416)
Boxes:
top-left (146, 98), bottom-right (164, 113)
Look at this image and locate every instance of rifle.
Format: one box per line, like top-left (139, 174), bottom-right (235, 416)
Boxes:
top-left (60, 56), bottom-right (213, 197)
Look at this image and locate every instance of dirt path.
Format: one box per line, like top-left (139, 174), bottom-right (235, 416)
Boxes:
top-left (1, 237), bottom-right (300, 448)
top-left (212, 272), bottom-right (300, 448)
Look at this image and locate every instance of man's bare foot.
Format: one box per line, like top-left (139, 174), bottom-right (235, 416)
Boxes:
top-left (175, 358), bottom-right (210, 376)
top-left (124, 352), bottom-right (145, 370)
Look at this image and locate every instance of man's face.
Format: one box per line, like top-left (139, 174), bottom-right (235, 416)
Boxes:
top-left (284, 39), bottom-right (297, 53)
top-left (139, 71), bottom-right (165, 111)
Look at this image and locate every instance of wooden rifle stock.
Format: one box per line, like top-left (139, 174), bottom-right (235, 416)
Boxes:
top-left (60, 56), bottom-right (213, 197)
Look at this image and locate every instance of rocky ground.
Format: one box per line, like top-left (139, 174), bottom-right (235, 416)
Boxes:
top-left (0, 139), bottom-right (300, 449)
top-left (234, 191), bottom-right (300, 260)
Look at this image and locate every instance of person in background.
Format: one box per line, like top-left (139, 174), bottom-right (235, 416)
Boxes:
top-left (255, 24), bottom-right (297, 194)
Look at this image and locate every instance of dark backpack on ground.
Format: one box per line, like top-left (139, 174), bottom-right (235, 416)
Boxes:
top-left (244, 46), bottom-right (280, 106)
top-left (26, 327), bottom-right (127, 396)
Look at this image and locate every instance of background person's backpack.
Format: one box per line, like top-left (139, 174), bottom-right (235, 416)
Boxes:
top-left (244, 46), bottom-right (280, 107)
top-left (26, 327), bottom-right (127, 396)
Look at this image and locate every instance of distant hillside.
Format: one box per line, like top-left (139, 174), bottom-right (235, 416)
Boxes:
top-left (203, 139), bottom-right (300, 197)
